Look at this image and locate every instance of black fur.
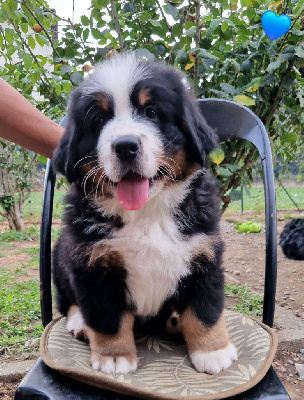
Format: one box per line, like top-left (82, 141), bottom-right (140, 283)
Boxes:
top-left (280, 219), bottom-right (304, 260)
top-left (52, 55), bottom-right (223, 340)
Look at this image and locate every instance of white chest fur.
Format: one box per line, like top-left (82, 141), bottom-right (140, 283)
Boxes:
top-left (110, 210), bottom-right (190, 316)
top-left (96, 174), bottom-right (207, 317)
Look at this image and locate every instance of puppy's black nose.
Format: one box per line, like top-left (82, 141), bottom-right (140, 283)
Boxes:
top-left (113, 136), bottom-right (140, 162)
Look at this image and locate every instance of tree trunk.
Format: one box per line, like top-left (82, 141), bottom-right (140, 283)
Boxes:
top-left (5, 204), bottom-right (25, 231)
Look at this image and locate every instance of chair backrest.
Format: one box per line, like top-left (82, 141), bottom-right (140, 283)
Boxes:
top-left (39, 99), bottom-right (277, 328)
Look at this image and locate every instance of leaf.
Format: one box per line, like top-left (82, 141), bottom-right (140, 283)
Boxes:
top-left (148, 19), bottom-right (161, 27)
top-left (91, 28), bottom-right (103, 40)
top-left (123, 3), bottom-right (136, 13)
top-left (83, 28), bottom-right (89, 43)
top-left (55, 84), bottom-right (62, 96)
top-left (184, 63), bottom-right (194, 71)
top-left (229, 189), bottom-right (242, 201)
top-left (135, 48), bottom-right (154, 60)
top-left (279, 45), bottom-right (295, 61)
top-left (210, 148), bottom-right (225, 165)
top-left (266, 61), bottom-right (281, 73)
top-left (20, 23), bottom-right (28, 34)
top-left (220, 83), bottom-right (236, 94)
top-left (60, 64), bottom-right (74, 74)
top-left (38, 155), bottom-right (47, 164)
top-left (244, 77), bottom-right (263, 92)
top-left (240, 59), bottom-right (254, 72)
top-left (199, 49), bottom-right (219, 60)
top-left (281, 133), bottom-right (297, 143)
top-left (185, 26), bottom-right (196, 37)
top-left (233, 95), bottom-right (255, 106)
top-left (80, 15), bottom-right (90, 26)
top-left (260, 75), bottom-right (275, 87)
top-left (70, 72), bottom-right (83, 85)
top-left (210, 19), bottom-right (222, 31)
top-left (23, 53), bottom-right (33, 70)
top-left (28, 36), bottom-right (36, 50)
top-left (221, 21), bottom-right (229, 33)
top-left (216, 166), bottom-right (232, 177)
top-left (295, 45), bottom-right (304, 58)
top-left (166, 3), bottom-right (179, 19)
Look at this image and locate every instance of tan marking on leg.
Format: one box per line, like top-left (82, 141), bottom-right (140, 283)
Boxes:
top-left (138, 88), bottom-right (151, 106)
top-left (86, 312), bottom-right (138, 373)
top-left (180, 308), bottom-right (229, 353)
top-left (67, 305), bottom-right (79, 320)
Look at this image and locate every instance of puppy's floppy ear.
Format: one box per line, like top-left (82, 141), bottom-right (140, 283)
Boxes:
top-left (182, 95), bottom-right (218, 166)
top-left (53, 87), bottom-right (82, 183)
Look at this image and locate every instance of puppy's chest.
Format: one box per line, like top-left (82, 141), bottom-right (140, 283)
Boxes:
top-left (106, 213), bottom-right (191, 317)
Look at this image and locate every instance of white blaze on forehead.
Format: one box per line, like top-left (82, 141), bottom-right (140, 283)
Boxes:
top-left (83, 54), bottom-right (152, 116)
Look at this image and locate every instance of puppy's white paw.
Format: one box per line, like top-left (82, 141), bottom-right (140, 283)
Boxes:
top-left (190, 343), bottom-right (238, 374)
top-left (91, 354), bottom-right (138, 374)
top-left (66, 309), bottom-right (86, 339)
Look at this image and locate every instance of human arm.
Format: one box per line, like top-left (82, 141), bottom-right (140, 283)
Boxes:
top-left (0, 78), bottom-right (64, 158)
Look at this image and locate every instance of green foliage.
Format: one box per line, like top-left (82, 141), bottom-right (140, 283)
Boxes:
top-left (0, 268), bottom-right (43, 357)
top-left (225, 283), bottom-right (263, 316)
top-left (0, 0), bottom-right (303, 213)
top-left (0, 225), bottom-right (39, 241)
top-left (234, 221), bottom-right (261, 233)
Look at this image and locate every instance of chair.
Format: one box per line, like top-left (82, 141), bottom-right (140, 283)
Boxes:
top-left (15, 99), bottom-right (290, 399)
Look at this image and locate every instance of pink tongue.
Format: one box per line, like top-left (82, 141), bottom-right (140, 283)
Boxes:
top-left (117, 175), bottom-right (149, 210)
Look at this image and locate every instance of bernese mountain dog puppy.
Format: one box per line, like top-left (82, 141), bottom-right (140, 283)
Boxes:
top-left (280, 218), bottom-right (304, 260)
top-left (52, 53), bottom-right (237, 375)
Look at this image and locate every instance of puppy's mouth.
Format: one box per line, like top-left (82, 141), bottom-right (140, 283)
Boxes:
top-left (116, 172), bottom-right (150, 211)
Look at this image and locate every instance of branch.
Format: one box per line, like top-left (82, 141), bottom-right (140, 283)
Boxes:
top-left (155, 0), bottom-right (176, 43)
top-left (21, 0), bottom-right (61, 59)
top-left (110, 0), bottom-right (124, 52)
top-left (278, 5), bottom-right (304, 54)
top-left (10, 20), bottom-right (63, 105)
top-left (29, 0), bottom-right (95, 65)
top-left (193, 1), bottom-right (200, 97)
top-left (264, 58), bottom-right (295, 130)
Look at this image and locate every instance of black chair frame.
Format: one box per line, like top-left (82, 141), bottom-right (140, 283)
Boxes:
top-left (15, 99), bottom-right (290, 399)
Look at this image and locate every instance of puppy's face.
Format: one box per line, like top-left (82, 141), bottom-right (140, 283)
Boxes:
top-left (54, 54), bottom-right (217, 211)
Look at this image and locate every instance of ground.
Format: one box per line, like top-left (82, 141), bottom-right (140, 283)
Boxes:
top-left (0, 210), bottom-right (304, 399)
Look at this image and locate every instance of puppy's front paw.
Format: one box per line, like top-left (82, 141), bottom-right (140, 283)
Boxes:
top-left (190, 343), bottom-right (237, 374)
top-left (66, 306), bottom-right (87, 339)
top-left (91, 353), bottom-right (138, 374)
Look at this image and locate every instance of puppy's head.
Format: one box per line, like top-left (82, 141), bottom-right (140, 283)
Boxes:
top-left (54, 53), bottom-right (218, 211)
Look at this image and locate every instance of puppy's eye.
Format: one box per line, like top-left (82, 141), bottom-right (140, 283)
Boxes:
top-left (145, 106), bottom-right (157, 119)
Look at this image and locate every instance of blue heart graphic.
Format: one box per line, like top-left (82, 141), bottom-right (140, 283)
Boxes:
top-left (261, 11), bottom-right (291, 41)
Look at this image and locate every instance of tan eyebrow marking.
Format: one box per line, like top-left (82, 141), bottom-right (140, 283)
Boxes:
top-left (138, 88), bottom-right (151, 106)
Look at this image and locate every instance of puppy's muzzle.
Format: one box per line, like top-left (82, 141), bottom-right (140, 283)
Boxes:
top-left (113, 136), bottom-right (141, 163)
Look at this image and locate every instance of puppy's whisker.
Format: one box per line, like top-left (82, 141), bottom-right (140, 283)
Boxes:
top-left (95, 172), bottom-right (107, 196)
top-left (156, 158), bottom-right (176, 180)
top-left (162, 156), bottom-right (182, 178)
top-left (164, 135), bottom-right (179, 148)
top-left (74, 155), bottom-right (98, 169)
top-left (81, 166), bottom-right (100, 197)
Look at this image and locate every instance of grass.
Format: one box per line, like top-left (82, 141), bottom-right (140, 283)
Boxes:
top-left (0, 268), bottom-right (43, 358)
top-left (22, 190), bottom-right (66, 220)
top-left (225, 283), bottom-right (263, 317)
top-left (228, 186), bottom-right (304, 212)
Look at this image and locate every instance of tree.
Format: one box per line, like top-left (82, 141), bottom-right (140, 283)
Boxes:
top-left (0, 140), bottom-right (37, 230)
top-left (0, 0), bottom-right (303, 217)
